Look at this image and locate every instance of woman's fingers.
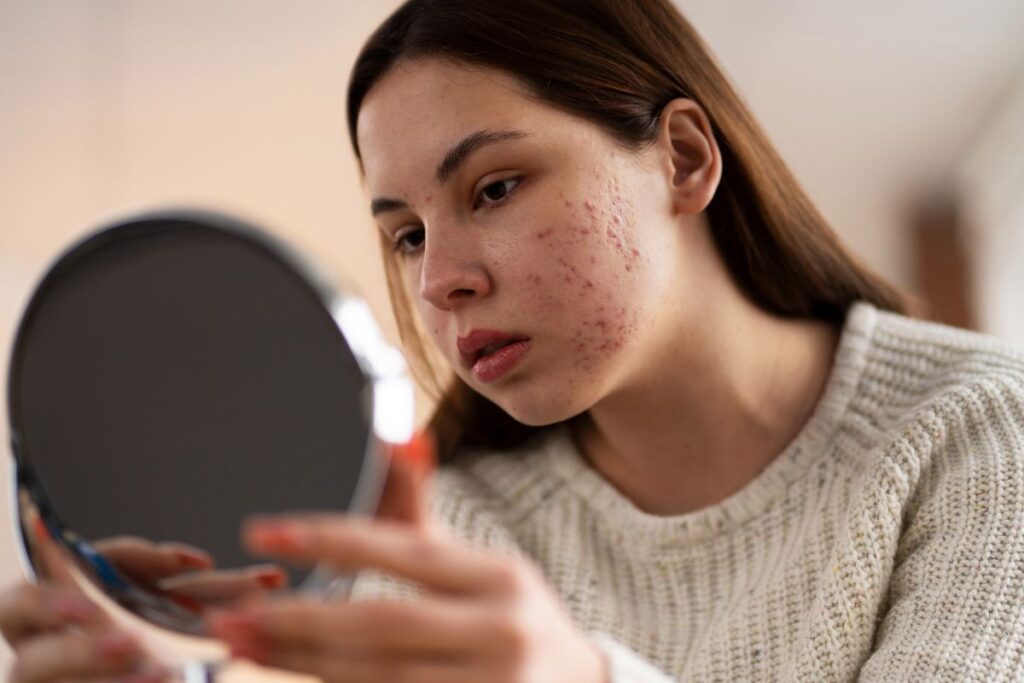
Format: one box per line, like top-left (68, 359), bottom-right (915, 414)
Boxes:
top-left (94, 537), bottom-right (214, 584)
top-left (158, 564), bottom-right (288, 602)
top-left (211, 596), bottom-right (500, 660)
top-left (242, 516), bottom-right (508, 595)
top-left (7, 629), bottom-right (159, 683)
top-left (25, 514), bottom-right (78, 589)
top-left (0, 582), bottom-right (102, 646)
top-left (254, 648), bottom-right (482, 683)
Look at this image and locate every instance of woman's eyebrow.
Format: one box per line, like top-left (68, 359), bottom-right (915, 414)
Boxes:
top-left (436, 129), bottom-right (529, 183)
top-left (370, 128), bottom-right (529, 217)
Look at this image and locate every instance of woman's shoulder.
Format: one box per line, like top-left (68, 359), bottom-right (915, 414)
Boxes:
top-left (848, 302), bottom-right (1024, 427)
top-left (841, 302), bottom-right (1024, 489)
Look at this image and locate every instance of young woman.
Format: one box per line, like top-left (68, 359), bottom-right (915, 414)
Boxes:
top-left (4, 1), bottom-right (1024, 681)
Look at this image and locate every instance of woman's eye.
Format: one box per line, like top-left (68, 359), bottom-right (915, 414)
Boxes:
top-left (475, 177), bottom-right (520, 208)
top-left (393, 226), bottom-right (425, 255)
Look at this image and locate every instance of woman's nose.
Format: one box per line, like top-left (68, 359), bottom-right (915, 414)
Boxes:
top-left (418, 235), bottom-right (492, 310)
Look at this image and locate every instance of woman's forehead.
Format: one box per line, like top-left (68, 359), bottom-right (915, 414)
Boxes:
top-left (356, 59), bottom-right (552, 176)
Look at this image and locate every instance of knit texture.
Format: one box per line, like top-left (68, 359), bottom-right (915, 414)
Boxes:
top-left (352, 301), bottom-right (1024, 681)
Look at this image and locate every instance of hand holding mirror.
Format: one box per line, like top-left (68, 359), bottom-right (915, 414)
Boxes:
top-left (5, 209), bottom-right (415, 680)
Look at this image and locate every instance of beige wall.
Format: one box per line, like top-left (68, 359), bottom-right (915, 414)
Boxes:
top-left (2, 0), bottom-right (1022, 677)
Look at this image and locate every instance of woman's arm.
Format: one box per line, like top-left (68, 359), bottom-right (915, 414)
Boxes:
top-left (858, 379), bottom-right (1024, 681)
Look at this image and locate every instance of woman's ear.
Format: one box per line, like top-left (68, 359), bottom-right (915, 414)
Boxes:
top-left (657, 98), bottom-right (722, 215)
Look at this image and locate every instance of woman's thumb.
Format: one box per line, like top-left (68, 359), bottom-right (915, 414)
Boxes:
top-left (375, 431), bottom-right (436, 529)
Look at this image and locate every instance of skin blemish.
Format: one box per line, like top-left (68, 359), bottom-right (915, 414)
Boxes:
top-left (536, 227), bottom-right (555, 239)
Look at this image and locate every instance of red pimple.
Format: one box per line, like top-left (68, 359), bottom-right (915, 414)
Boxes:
top-left (631, 248), bottom-right (640, 257)
top-left (584, 280), bottom-right (594, 288)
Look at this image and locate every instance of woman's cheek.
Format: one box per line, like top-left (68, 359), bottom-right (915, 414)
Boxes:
top-left (527, 185), bottom-right (644, 378)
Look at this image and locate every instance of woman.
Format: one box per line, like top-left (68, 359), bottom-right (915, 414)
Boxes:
top-left (4, 0), bottom-right (1024, 681)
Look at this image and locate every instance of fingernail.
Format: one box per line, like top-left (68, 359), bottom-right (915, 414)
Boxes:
top-left (32, 516), bottom-right (50, 542)
top-left (100, 633), bottom-right (139, 660)
top-left (255, 568), bottom-right (287, 589)
top-left (175, 550), bottom-right (213, 569)
top-left (171, 594), bottom-right (204, 613)
top-left (245, 522), bottom-right (308, 553)
top-left (52, 594), bottom-right (98, 621)
top-left (400, 431), bottom-right (437, 472)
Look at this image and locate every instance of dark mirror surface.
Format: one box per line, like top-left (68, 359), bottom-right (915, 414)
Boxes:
top-left (7, 213), bottom-right (384, 634)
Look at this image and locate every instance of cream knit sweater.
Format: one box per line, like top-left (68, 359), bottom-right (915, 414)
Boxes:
top-left (352, 301), bottom-right (1024, 682)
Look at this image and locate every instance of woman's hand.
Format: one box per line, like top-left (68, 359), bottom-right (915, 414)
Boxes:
top-left (0, 517), bottom-right (169, 682)
top-left (207, 433), bottom-right (609, 683)
top-left (94, 536), bottom-right (287, 610)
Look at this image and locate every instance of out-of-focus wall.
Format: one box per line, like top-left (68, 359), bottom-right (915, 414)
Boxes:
top-left (2, 0), bottom-right (1023, 677)
top-left (960, 69), bottom-right (1024, 344)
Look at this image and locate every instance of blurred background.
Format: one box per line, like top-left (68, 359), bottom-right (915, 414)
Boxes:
top-left (2, 0), bottom-right (1023, 677)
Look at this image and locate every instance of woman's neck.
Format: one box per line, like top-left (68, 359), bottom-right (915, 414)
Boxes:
top-left (569, 287), bottom-right (841, 517)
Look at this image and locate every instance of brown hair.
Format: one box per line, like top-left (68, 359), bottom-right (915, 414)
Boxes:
top-left (346, 0), bottom-right (921, 461)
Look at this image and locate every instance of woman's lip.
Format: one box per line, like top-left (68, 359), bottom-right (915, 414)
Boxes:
top-left (471, 339), bottom-right (532, 382)
top-left (457, 329), bottom-right (530, 368)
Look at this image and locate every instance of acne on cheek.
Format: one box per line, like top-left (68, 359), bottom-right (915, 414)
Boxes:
top-left (531, 184), bottom-right (642, 375)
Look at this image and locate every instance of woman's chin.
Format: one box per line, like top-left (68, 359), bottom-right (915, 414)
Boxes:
top-left (493, 390), bottom-right (591, 428)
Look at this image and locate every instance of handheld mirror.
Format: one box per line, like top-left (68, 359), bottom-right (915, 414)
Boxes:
top-left (5, 209), bottom-right (414, 678)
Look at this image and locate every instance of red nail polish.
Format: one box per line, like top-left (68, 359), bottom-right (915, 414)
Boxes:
top-left (257, 570), bottom-right (287, 589)
top-left (32, 517), bottom-right (50, 542)
top-left (396, 431), bottom-right (437, 472)
top-left (171, 595), bottom-right (204, 613)
top-left (246, 524), bottom-right (307, 553)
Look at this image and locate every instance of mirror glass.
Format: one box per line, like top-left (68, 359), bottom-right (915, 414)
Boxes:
top-left (6, 209), bottom-right (413, 640)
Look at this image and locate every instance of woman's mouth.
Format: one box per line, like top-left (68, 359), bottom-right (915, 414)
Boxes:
top-left (457, 330), bottom-right (532, 383)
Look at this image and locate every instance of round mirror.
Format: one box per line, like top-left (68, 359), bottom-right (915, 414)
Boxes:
top-left (6, 209), bottom-right (414, 647)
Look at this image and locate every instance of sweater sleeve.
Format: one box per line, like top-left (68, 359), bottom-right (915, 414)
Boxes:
top-left (858, 379), bottom-right (1024, 681)
top-left (590, 633), bottom-right (679, 682)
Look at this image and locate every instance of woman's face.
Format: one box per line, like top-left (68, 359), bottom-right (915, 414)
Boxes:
top-left (356, 58), bottom-right (683, 425)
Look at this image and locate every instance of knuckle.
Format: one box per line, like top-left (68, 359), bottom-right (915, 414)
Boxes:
top-left (493, 559), bottom-right (538, 596)
top-left (409, 535), bottom-right (445, 562)
top-left (493, 608), bottom-right (533, 661)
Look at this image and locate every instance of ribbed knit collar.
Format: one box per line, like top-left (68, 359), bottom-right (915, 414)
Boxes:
top-left (537, 301), bottom-right (879, 545)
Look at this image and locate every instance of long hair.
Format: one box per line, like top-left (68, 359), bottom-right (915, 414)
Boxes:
top-left (346, 0), bottom-right (921, 461)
